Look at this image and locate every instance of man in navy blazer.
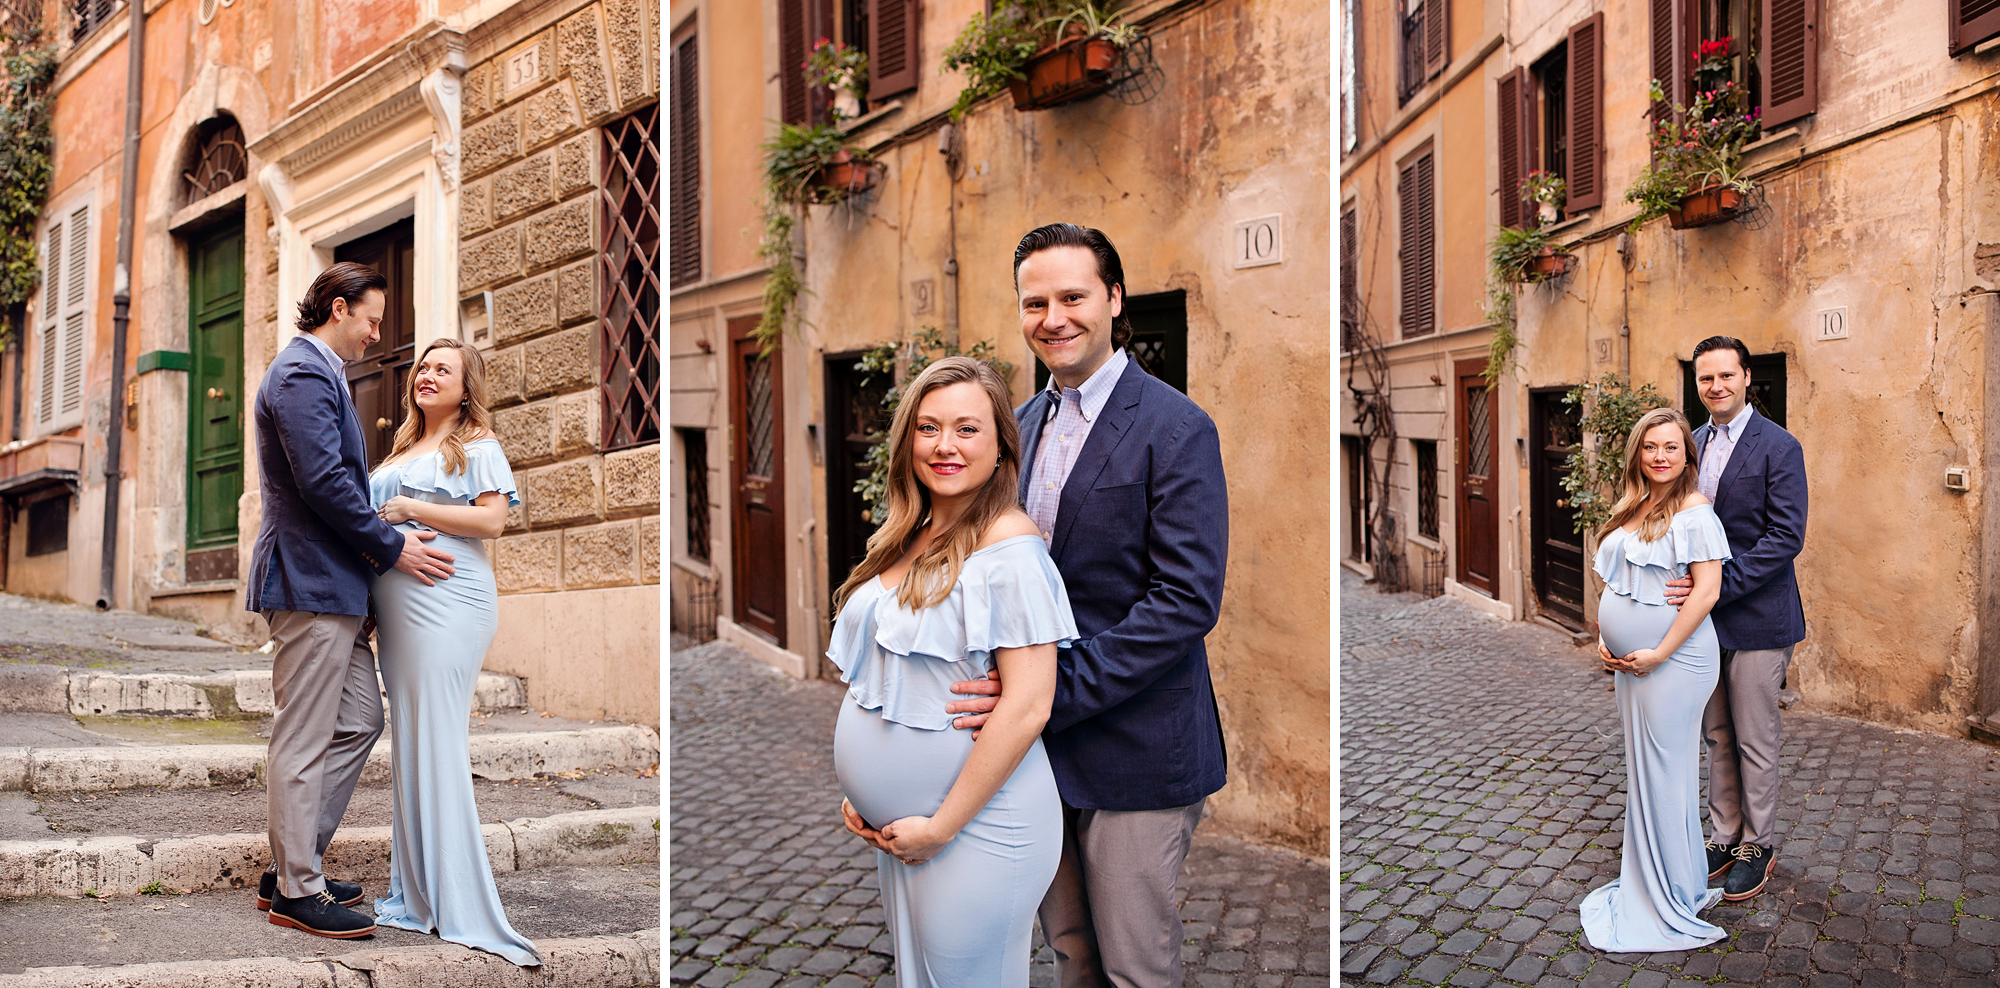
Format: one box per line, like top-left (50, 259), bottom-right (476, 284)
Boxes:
top-left (1660, 335), bottom-right (1807, 902)
top-left (947, 224), bottom-right (1228, 987)
top-left (247, 262), bottom-right (455, 939)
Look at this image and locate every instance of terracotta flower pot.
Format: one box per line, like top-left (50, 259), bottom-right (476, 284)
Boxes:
top-left (1666, 186), bottom-right (1744, 229)
top-left (814, 150), bottom-right (877, 201)
top-left (1008, 37), bottom-right (1125, 111)
top-left (1525, 248), bottom-right (1569, 280)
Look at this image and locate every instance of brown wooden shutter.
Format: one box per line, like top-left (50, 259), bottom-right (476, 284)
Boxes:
top-left (1341, 206), bottom-right (1360, 351)
top-left (1399, 147), bottom-right (1436, 339)
top-left (1424, 0), bottom-right (1449, 80)
top-left (1649, 0), bottom-right (1686, 110)
top-left (1953, 0), bottom-right (2000, 56)
top-left (779, 0), bottom-right (808, 123)
top-left (1566, 14), bottom-right (1605, 211)
top-left (669, 33), bottom-right (701, 288)
top-left (869, 0), bottom-right (920, 98)
top-left (1497, 69), bottom-right (1524, 229)
top-left (1761, 0), bottom-right (1816, 124)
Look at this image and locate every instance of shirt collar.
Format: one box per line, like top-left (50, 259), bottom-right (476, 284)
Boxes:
top-left (298, 331), bottom-right (349, 377)
top-left (1709, 403), bottom-right (1755, 443)
top-left (1043, 348), bottom-right (1128, 423)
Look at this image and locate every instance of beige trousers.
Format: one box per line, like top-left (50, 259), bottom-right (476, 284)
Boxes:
top-left (262, 610), bottom-right (384, 899)
top-left (1702, 644), bottom-right (1795, 848)
top-left (1038, 799), bottom-right (1205, 988)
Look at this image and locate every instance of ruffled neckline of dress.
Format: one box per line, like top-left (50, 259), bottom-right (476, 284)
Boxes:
top-left (372, 437), bottom-right (520, 507)
top-left (827, 534), bottom-right (1077, 731)
top-left (1592, 503), bottom-right (1731, 605)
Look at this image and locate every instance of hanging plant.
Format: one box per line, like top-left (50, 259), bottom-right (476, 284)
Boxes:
top-left (940, 0), bottom-right (1043, 122)
top-left (852, 327), bottom-right (1015, 524)
top-left (753, 123), bottom-right (882, 354)
top-left (0, 30), bottom-right (58, 325)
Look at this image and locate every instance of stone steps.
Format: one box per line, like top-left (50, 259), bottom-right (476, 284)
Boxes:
top-left (0, 724), bottom-right (661, 791)
top-left (0, 804), bottom-right (659, 899)
top-left (4, 664), bottom-right (528, 718)
top-left (0, 929), bottom-right (661, 988)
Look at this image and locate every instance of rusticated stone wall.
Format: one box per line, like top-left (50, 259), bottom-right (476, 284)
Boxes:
top-left (460, 0), bottom-right (661, 724)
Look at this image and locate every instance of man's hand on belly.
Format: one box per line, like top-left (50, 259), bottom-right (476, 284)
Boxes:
top-left (946, 669), bottom-right (1003, 737)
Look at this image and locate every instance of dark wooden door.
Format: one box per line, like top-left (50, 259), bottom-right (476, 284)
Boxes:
top-left (186, 225), bottom-right (245, 582)
top-left (824, 351), bottom-right (887, 607)
top-left (333, 218), bottom-right (417, 466)
top-left (1454, 360), bottom-right (1500, 596)
top-left (1530, 389), bottom-right (1585, 627)
top-left (731, 327), bottom-right (785, 645)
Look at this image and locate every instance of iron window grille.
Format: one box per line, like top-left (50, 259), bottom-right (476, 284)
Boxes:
top-left (1414, 439), bottom-right (1440, 539)
top-left (70, 0), bottom-right (115, 41)
top-left (182, 118), bottom-right (248, 207)
top-left (600, 103), bottom-right (662, 451)
top-left (679, 426), bottom-right (711, 564)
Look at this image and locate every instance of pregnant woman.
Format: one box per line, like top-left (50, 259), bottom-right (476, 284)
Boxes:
top-left (1580, 407), bottom-right (1733, 953)
top-left (829, 357), bottom-right (1073, 987)
top-left (368, 338), bottom-right (541, 967)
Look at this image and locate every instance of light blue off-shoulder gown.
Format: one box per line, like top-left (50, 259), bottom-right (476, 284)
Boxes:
top-left (368, 437), bottom-right (542, 967)
top-left (1581, 504), bottom-right (1733, 953)
top-left (828, 534), bottom-right (1076, 988)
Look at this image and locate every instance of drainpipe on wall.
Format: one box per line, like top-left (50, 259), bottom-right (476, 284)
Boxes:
top-left (939, 124), bottom-right (963, 350)
top-left (1973, 290), bottom-right (2000, 740)
top-left (98, 0), bottom-right (145, 610)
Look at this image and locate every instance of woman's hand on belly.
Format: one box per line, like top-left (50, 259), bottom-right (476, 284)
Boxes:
top-left (1602, 645), bottom-right (1668, 676)
top-left (879, 814), bottom-right (954, 865)
top-left (841, 798), bottom-right (893, 854)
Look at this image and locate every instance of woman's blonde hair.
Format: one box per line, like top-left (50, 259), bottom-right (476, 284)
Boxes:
top-left (1598, 407), bottom-right (1700, 542)
top-left (385, 338), bottom-right (492, 474)
top-left (832, 356), bottom-right (1021, 613)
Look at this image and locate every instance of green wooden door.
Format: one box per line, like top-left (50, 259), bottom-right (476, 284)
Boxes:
top-left (187, 226), bottom-right (244, 576)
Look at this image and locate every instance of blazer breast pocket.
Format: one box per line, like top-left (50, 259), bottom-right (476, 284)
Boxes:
top-left (1084, 480), bottom-right (1147, 512)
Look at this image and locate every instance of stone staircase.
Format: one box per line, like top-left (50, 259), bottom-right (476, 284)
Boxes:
top-left (0, 595), bottom-right (661, 984)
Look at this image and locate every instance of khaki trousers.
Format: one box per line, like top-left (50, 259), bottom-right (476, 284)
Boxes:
top-left (1702, 644), bottom-right (1795, 848)
top-left (1038, 799), bottom-right (1205, 988)
top-left (262, 610), bottom-right (383, 899)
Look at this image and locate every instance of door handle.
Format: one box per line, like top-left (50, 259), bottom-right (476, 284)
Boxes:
top-left (376, 417), bottom-right (391, 430)
top-left (207, 387), bottom-right (227, 400)
top-left (1556, 498), bottom-right (1569, 508)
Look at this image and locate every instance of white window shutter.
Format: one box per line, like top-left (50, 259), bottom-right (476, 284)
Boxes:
top-left (37, 221), bottom-right (59, 430)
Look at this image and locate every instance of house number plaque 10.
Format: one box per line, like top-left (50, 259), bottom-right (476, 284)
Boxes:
top-left (1232, 214), bottom-right (1283, 269)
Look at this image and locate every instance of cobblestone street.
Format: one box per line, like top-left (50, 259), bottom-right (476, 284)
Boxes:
top-left (670, 638), bottom-right (1331, 987)
top-left (1340, 570), bottom-right (2000, 987)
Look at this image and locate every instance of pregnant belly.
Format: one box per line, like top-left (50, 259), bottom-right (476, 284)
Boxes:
top-left (833, 700), bottom-right (972, 830)
top-left (1597, 591), bottom-right (1680, 658)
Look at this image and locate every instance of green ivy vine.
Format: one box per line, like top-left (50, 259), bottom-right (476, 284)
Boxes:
top-left (0, 30), bottom-right (57, 325)
top-left (1558, 374), bottom-right (1671, 534)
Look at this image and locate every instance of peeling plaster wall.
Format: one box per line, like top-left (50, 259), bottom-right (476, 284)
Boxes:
top-left (794, 0), bottom-right (1331, 852)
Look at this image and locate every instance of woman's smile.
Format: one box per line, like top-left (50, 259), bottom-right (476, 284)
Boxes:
top-left (928, 462), bottom-right (964, 475)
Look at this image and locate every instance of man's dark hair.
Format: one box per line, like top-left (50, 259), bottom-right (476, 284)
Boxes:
top-left (1012, 223), bottom-right (1133, 350)
top-left (295, 262), bottom-right (388, 335)
top-left (1691, 335), bottom-right (1752, 372)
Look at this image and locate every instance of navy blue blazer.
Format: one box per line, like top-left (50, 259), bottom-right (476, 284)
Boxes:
top-left (1695, 409), bottom-right (1808, 651)
top-left (1015, 357), bottom-right (1229, 811)
top-left (245, 336), bottom-right (405, 616)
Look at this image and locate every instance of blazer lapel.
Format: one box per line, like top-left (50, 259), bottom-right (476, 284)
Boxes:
top-left (1712, 413), bottom-right (1764, 510)
top-left (1049, 360), bottom-right (1145, 555)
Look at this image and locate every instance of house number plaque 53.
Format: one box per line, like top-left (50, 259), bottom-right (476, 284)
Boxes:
top-left (1232, 214), bottom-right (1283, 269)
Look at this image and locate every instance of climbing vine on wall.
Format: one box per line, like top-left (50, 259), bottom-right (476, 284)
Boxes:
top-left (0, 29), bottom-right (56, 326)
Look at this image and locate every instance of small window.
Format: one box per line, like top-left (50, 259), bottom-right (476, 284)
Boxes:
top-left (601, 104), bottom-right (662, 451)
top-left (38, 200), bottom-right (91, 434)
top-left (70, 0), bottom-right (116, 41)
top-left (1413, 439), bottom-right (1440, 539)
top-left (182, 117), bottom-right (248, 209)
top-left (1397, 0), bottom-right (1448, 105)
top-left (26, 495), bottom-right (67, 557)
top-left (1341, 206), bottom-right (1360, 352)
top-left (679, 427), bottom-right (712, 564)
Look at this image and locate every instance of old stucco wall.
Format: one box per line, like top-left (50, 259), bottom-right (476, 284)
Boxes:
top-left (1498, 0), bottom-right (2000, 734)
top-left (463, 0), bottom-right (663, 726)
top-left (797, 0), bottom-right (1330, 852)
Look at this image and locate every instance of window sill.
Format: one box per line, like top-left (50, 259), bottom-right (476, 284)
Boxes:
top-left (1406, 532), bottom-right (1443, 553)
top-left (840, 101), bottom-right (905, 137)
top-left (1543, 213), bottom-right (1594, 238)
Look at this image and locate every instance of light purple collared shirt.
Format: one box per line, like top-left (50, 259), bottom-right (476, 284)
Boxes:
top-left (1698, 404), bottom-right (1754, 502)
top-left (1025, 348), bottom-right (1128, 542)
